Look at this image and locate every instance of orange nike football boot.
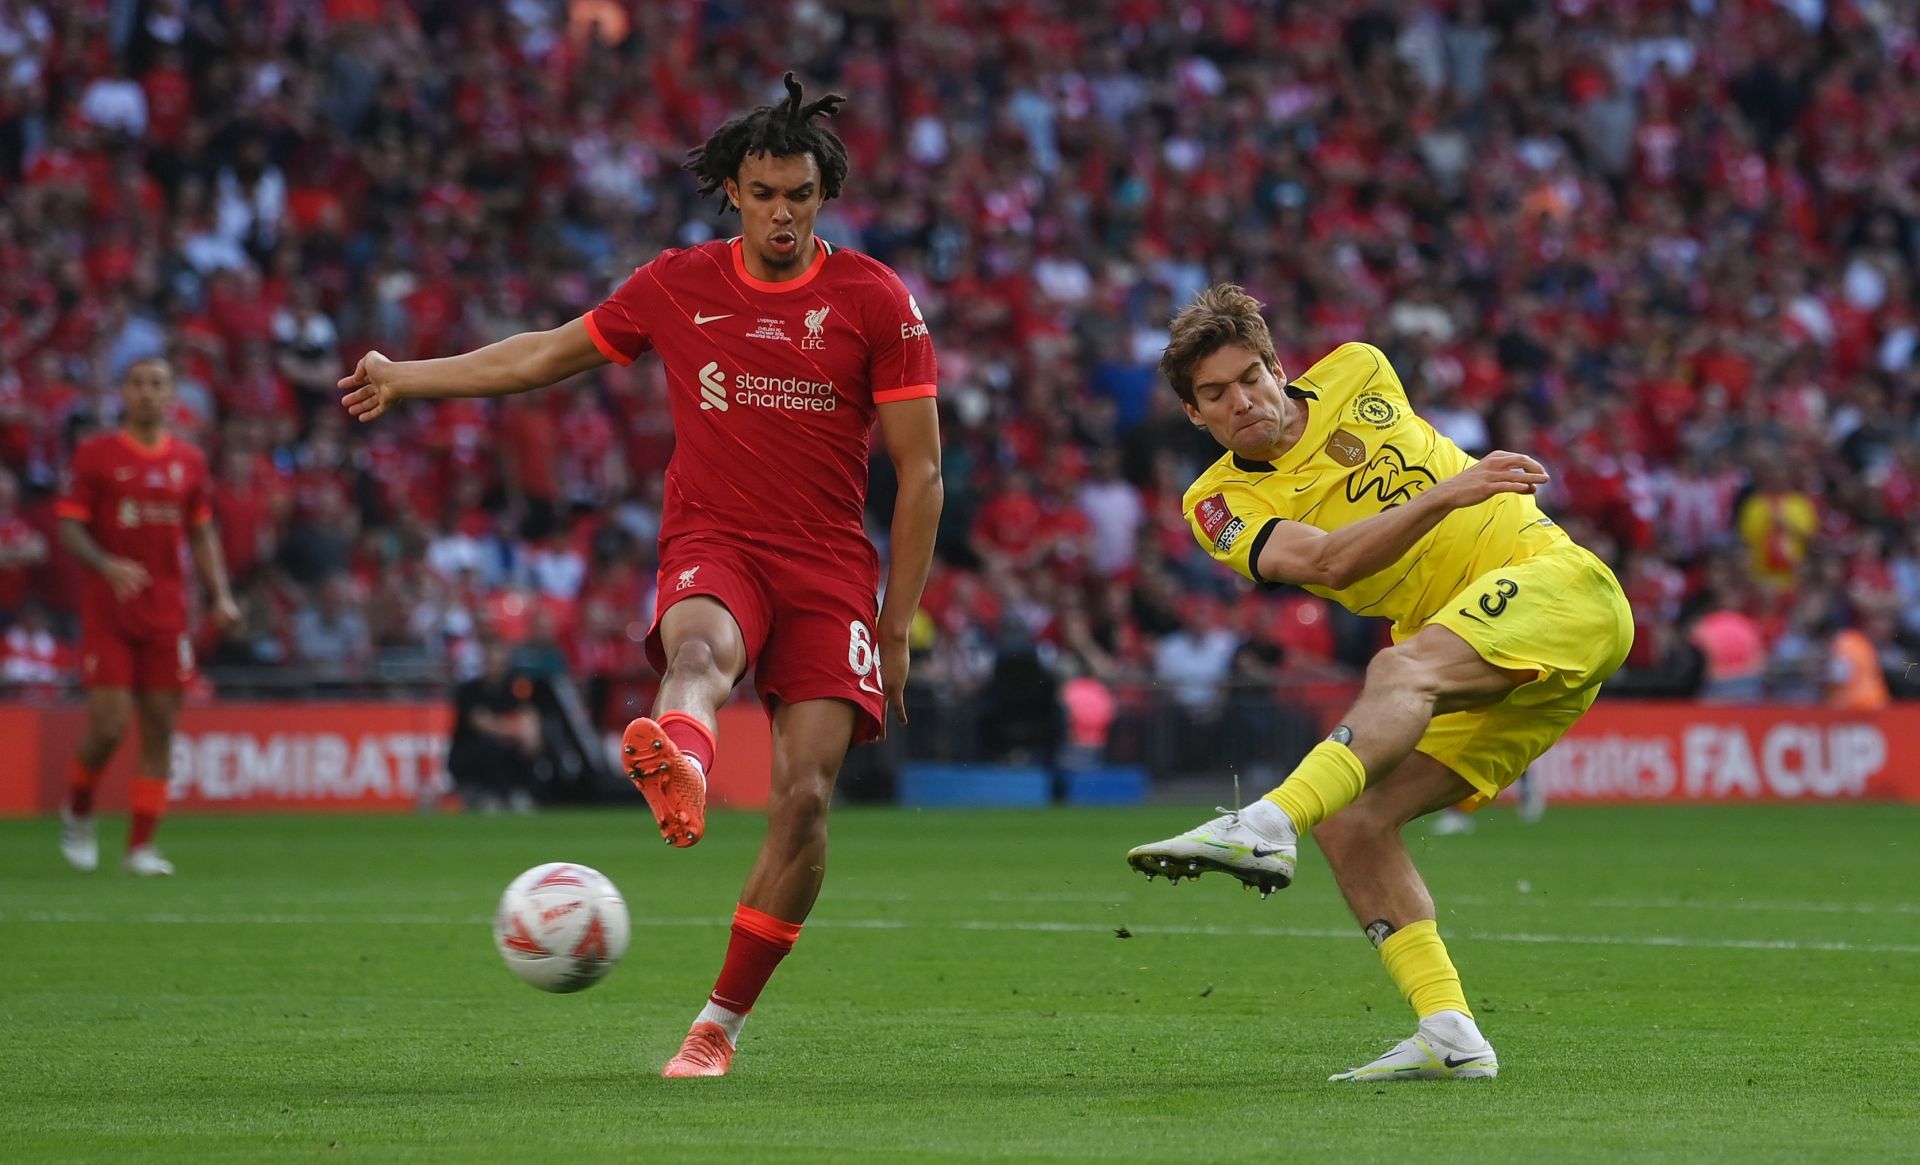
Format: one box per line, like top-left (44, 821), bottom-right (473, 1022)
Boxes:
top-left (661, 1021), bottom-right (735, 1078)
top-left (622, 716), bottom-right (708, 847)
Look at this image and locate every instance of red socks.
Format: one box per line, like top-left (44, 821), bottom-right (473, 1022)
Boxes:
top-left (128, 774), bottom-right (169, 849)
top-left (658, 710), bottom-right (717, 773)
top-left (68, 758), bottom-right (103, 817)
top-left (708, 904), bottom-right (802, 1014)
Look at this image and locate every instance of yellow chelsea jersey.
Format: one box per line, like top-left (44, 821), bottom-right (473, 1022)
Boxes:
top-left (1184, 342), bottom-right (1569, 637)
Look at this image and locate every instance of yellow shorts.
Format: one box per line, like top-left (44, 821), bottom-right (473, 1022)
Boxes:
top-left (1414, 544), bottom-right (1635, 808)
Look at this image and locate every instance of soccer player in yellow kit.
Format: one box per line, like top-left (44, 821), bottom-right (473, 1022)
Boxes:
top-left (1126, 285), bottom-right (1633, 1082)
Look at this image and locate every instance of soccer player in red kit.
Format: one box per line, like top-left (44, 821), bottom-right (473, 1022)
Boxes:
top-left (339, 76), bottom-right (943, 1077)
top-left (56, 358), bottom-right (240, 876)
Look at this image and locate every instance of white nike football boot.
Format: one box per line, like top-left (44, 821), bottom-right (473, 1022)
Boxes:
top-left (60, 807), bottom-right (99, 872)
top-left (1124, 807), bottom-right (1296, 897)
top-left (1329, 1011), bottom-right (1499, 1082)
top-left (122, 846), bottom-right (175, 877)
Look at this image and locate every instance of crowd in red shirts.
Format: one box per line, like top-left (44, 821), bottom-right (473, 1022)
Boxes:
top-left (1, 0), bottom-right (1916, 717)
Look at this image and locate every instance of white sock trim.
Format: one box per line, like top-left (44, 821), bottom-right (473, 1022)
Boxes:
top-left (1239, 797), bottom-right (1296, 844)
top-left (1420, 1009), bottom-right (1488, 1050)
top-left (696, 1000), bottom-right (746, 1045)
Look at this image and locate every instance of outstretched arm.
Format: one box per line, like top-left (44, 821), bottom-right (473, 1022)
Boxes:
top-left (340, 318), bottom-right (608, 422)
top-left (874, 395), bottom-right (943, 732)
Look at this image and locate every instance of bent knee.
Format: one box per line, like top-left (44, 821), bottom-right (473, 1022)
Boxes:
top-left (768, 768), bottom-right (835, 831)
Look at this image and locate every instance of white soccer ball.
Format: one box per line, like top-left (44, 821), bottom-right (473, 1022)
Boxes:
top-left (493, 862), bottom-right (632, 993)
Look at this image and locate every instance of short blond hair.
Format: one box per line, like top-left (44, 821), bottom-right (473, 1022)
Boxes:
top-left (1159, 283), bottom-right (1279, 405)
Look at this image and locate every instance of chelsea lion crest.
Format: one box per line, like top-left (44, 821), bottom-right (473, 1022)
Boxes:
top-left (1351, 393), bottom-right (1398, 429)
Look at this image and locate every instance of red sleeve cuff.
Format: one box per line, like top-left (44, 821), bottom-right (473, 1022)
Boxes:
top-left (582, 311), bottom-right (633, 366)
top-left (191, 505), bottom-right (214, 526)
top-left (873, 383), bottom-right (937, 405)
top-left (54, 502), bottom-right (89, 521)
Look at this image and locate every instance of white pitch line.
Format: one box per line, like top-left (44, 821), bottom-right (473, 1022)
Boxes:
top-left (1448, 893), bottom-right (1920, 916)
top-left (5, 910), bottom-right (1917, 956)
top-left (1581, 895), bottom-right (1920, 916)
top-left (53, 888), bottom-right (1920, 917)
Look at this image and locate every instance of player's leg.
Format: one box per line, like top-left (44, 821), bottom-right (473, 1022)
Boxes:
top-left (625, 596), bottom-right (751, 847)
top-left (1127, 624), bottom-right (1526, 890)
top-left (61, 682), bottom-right (133, 872)
top-left (1317, 750), bottom-right (1498, 1081)
top-left (124, 686), bottom-right (182, 876)
top-left (663, 697), bottom-right (855, 1078)
top-left (1267, 625), bottom-right (1530, 827)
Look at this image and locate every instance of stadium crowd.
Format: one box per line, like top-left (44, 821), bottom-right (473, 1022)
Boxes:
top-left (2, 0), bottom-right (1918, 728)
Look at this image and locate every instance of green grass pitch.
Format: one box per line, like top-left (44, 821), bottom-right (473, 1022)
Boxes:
top-left (2, 803), bottom-right (1914, 1163)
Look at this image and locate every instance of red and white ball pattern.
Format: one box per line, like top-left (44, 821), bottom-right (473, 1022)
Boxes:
top-left (493, 862), bottom-right (632, 993)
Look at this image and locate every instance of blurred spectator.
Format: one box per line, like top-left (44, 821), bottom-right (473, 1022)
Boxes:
top-left (292, 577), bottom-right (372, 674)
top-left (1058, 658), bottom-right (1117, 770)
top-left (1736, 463), bottom-right (1820, 594)
top-left (78, 61), bottom-right (146, 137)
top-left (448, 637), bottom-right (542, 815)
top-left (272, 282), bottom-right (341, 410)
top-left (209, 574), bottom-right (291, 668)
top-left (1765, 596), bottom-right (1833, 703)
top-left (510, 606), bottom-right (571, 682)
top-left (1076, 449), bottom-right (1144, 577)
top-left (1, 601), bottom-right (69, 697)
top-left (500, 393), bottom-right (560, 541)
top-left (0, 467), bottom-right (48, 620)
top-left (1, 0), bottom-right (1915, 720)
top-left (978, 617), bottom-right (1062, 766)
top-left (1154, 598), bottom-right (1239, 720)
top-left (1828, 622), bottom-right (1892, 711)
top-left (1690, 603), bottom-right (1768, 705)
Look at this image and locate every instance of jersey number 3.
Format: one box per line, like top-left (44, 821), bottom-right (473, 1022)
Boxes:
top-left (1476, 578), bottom-right (1520, 618)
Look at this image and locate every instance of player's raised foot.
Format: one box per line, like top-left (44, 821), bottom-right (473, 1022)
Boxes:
top-left (1329, 1011), bottom-right (1498, 1082)
top-left (59, 807), bottom-right (98, 873)
top-left (1124, 807), bottom-right (1295, 897)
top-left (660, 1021), bottom-right (735, 1078)
top-left (122, 845), bottom-right (175, 877)
top-left (622, 716), bottom-right (708, 848)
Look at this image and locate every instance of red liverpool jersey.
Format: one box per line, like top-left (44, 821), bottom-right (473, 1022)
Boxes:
top-left (584, 237), bottom-right (937, 562)
top-left (55, 432), bottom-right (212, 637)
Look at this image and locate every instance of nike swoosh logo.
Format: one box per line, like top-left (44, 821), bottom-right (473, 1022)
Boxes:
top-left (1456, 609), bottom-right (1488, 625)
top-left (693, 312), bottom-right (733, 325)
top-left (1251, 846), bottom-right (1288, 858)
top-left (1442, 1053), bottom-right (1486, 1068)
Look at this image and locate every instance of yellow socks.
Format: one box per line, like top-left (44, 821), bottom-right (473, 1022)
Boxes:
top-left (1377, 919), bottom-right (1472, 1019)
top-left (1261, 739), bottom-right (1472, 1024)
top-left (1264, 739), bottom-right (1368, 834)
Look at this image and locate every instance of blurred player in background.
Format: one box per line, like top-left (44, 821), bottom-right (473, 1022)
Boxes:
top-left (1126, 286), bottom-right (1631, 1082)
top-left (56, 358), bottom-right (240, 877)
top-left (1429, 766), bottom-right (1545, 835)
top-left (340, 75), bottom-right (942, 1078)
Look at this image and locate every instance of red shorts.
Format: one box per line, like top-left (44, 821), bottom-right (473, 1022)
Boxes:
top-left (82, 624), bottom-right (196, 691)
top-left (647, 534), bottom-right (885, 746)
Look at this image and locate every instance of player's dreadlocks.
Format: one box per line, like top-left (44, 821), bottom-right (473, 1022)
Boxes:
top-left (686, 73), bottom-right (850, 209)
